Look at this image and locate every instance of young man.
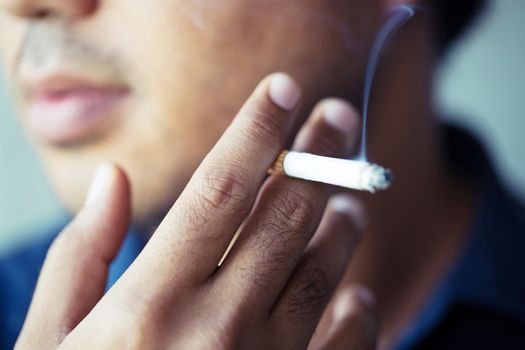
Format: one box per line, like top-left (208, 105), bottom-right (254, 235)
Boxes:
top-left (1, 0), bottom-right (524, 349)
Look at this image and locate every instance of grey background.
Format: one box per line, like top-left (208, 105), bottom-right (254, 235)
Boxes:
top-left (1, 0), bottom-right (524, 253)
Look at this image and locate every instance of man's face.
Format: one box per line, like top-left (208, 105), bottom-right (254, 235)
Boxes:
top-left (0, 0), bottom-right (381, 228)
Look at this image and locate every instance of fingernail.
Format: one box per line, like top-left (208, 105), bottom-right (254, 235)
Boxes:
top-left (269, 73), bottom-right (301, 111)
top-left (329, 194), bottom-right (367, 233)
top-left (333, 286), bottom-right (375, 322)
top-left (353, 285), bottom-right (376, 308)
top-left (85, 163), bottom-right (114, 207)
top-left (323, 100), bottom-right (357, 134)
top-left (333, 288), bottom-right (354, 322)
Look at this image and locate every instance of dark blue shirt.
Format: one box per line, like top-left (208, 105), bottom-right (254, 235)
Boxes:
top-left (1, 126), bottom-right (524, 349)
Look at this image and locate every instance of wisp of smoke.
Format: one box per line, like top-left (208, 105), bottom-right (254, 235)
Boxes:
top-left (356, 5), bottom-right (418, 161)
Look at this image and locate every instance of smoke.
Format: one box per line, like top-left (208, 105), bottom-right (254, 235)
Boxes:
top-left (356, 5), bottom-right (418, 161)
top-left (180, 1), bottom-right (420, 162)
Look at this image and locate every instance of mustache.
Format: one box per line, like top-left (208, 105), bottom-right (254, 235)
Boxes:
top-left (15, 20), bottom-right (127, 79)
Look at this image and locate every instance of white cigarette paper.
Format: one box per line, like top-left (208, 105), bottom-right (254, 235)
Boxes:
top-left (270, 151), bottom-right (392, 193)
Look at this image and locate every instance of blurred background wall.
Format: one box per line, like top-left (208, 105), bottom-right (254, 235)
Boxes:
top-left (1, 0), bottom-right (524, 253)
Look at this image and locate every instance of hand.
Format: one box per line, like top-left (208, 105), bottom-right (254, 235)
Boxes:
top-left (16, 73), bottom-right (376, 349)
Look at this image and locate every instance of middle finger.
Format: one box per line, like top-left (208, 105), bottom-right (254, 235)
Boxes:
top-left (216, 99), bottom-right (360, 310)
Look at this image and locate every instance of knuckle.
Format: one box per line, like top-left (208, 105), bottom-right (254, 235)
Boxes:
top-left (129, 317), bottom-right (155, 346)
top-left (47, 232), bottom-right (69, 259)
top-left (307, 132), bottom-right (344, 157)
top-left (245, 186), bottom-right (318, 265)
top-left (46, 223), bottom-right (81, 260)
top-left (120, 319), bottom-right (155, 349)
top-left (286, 266), bottom-right (331, 320)
top-left (46, 215), bottom-right (104, 265)
top-left (268, 186), bottom-right (317, 234)
top-left (329, 211), bottom-right (361, 246)
top-left (194, 169), bottom-right (252, 213)
top-left (234, 185), bottom-right (321, 288)
top-left (201, 311), bottom-right (244, 349)
top-left (108, 297), bottom-right (163, 349)
top-left (242, 103), bottom-right (287, 147)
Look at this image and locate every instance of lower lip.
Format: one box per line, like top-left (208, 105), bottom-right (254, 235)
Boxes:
top-left (28, 88), bottom-right (129, 144)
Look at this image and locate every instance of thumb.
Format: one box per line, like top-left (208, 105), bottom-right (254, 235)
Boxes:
top-left (16, 163), bottom-right (131, 349)
top-left (316, 285), bottom-right (378, 350)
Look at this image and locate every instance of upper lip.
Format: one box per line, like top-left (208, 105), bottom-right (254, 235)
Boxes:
top-left (20, 67), bottom-right (130, 102)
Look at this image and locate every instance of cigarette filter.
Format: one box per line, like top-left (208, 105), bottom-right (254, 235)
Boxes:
top-left (269, 151), bottom-right (392, 193)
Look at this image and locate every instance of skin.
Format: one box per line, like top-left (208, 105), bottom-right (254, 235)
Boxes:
top-left (0, 0), bottom-right (477, 348)
top-left (0, 0), bottom-right (379, 231)
top-left (14, 75), bottom-right (377, 349)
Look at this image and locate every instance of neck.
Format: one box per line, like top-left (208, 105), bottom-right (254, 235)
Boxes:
top-left (343, 18), bottom-right (476, 348)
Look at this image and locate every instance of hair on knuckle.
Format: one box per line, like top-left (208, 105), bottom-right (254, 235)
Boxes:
top-left (250, 204), bottom-right (309, 255)
top-left (248, 188), bottom-right (317, 252)
top-left (271, 187), bottom-right (316, 230)
top-left (286, 267), bottom-right (331, 320)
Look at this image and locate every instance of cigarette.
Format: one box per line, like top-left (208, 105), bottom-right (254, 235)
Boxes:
top-left (268, 150), bottom-right (392, 193)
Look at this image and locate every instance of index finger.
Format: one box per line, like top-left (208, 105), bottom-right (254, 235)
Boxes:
top-left (127, 73), bottom-right (302, 290)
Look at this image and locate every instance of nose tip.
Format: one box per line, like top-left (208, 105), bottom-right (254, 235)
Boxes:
top-left (1, 0), bottom-right (97, 19)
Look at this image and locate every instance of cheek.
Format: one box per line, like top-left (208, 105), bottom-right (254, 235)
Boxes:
top-left (0, 13), bottom-right (26, 83)
top-left (95, 0), bottom-right (381, 179)
top-left (120, 0), bottom-right (375, 111)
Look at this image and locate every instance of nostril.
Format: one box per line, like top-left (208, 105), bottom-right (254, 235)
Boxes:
top-left (5, 0), bottom-right (98, 19)
top-left (6, 3), bottom-right (50, 19)
top-left (33, 9), bottom-right (50, 19)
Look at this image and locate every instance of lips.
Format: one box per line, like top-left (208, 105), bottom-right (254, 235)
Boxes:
top-left (22, 75), bottom-right (130, 145)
